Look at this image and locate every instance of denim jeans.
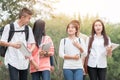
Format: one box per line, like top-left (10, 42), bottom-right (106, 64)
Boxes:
top-left (31, 70), bottom-right (50, 80)
top-left (8, 64), bottom-right (28, 80)
top-left (63, 69), bottom-right (83, 80)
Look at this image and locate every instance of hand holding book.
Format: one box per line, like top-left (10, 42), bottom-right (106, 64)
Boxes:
top-left (19, 42), bottom-right (31, 57)
top-left (41, 42), bottom-right (52, 51)
top-left (111, 43), bottom-right (119, 51)
top-left (39, 42), bottom-right (52, 57)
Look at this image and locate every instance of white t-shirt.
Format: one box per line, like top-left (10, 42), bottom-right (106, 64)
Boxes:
top-left (1, 20), bottom-right (35, 70)
top-left (59, 37), bottom-right (87, 69)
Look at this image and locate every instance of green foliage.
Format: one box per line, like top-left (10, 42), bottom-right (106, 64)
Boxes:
top-left (0, 2), bottom-right (120, 79)
top-left (80, 14), bottom-right (100, 36)
top-left (0, 0), bottom-right (59, 26)
top-left (1, 14), bottom-right (120, 79)
top-left (106, 23), bottom-right (120, 80)
top-left (0, 57), bottom-right (9, 80)
top-left (0, 0), bottom-right (35, 26)
top-left (45, 15), bottom-right (120, 80)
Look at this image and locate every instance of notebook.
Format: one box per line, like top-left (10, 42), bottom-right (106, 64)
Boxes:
top-left (42, 42), bottom-right (52, 51)
top-left (19, 42), bottom-right (31, 57)
top-left (111, 43), bottom-right (119, 51)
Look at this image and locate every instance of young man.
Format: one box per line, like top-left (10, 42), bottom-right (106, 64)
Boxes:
top-left (0, 7), bottom-right (35, 80)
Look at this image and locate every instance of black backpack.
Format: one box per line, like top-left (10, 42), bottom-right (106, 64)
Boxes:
top-left (0, 23), bottom-right (29, 57)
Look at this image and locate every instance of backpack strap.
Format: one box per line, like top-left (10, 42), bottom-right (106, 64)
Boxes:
top-left (8, 24), bottom-right (29, 41)
top-left (78, 38), bottom-right (81, 43)
top-left (64, 38), bottom-right (66, 45)
top-left (0, 27), bottom-right (4, 35)
top-left (8, 23), bottom-right (15, 42)
top-left (64, 38), bottom-right (81, 53)
top-left (64, 38), bottom-right (66, 54)
top-left (0, 23), bottom-right (15, 40)
top-left (0, 23), bottom-right (29, 57)
top-left (2, 23), bottom-right (15, 57)
top-left (25, 25), bottom-right (29, 41)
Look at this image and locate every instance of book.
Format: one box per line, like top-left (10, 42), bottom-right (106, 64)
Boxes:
top-left (111, 43), bottom-right (119, 51)
top-left (42, 42), bottom-right (52, 51)
top-left (19, 42), bottom-right (31, 57)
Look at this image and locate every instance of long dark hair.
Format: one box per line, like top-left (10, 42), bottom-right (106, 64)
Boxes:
top-left (88, 19), bottom-right (109, 53)
top-left (33, 19), bottom-right (46, 48)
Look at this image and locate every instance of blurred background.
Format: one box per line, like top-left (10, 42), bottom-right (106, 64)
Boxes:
top-left (0, 0), bottom-right (120, 80)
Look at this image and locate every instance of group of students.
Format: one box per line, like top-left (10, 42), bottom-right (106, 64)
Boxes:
top-left (59, 19), bottom-right (112, 80)
top-left (0, 7), bottom-right (113, 80)
top-left (0, 7), bottom-right (54, 80)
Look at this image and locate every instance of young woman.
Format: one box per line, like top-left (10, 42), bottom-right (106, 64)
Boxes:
top-left (29, 19), bottom-right (54, 80)
top-left (87, 19), bottom-right (112, 80)
top-left (69, 20), bottom-right (88, 80)
top-left (59, 20), bottom-right (87, 80)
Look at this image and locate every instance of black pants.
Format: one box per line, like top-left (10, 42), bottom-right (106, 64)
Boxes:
top-left (88, 66), bottom-right (107, 80)
top-left (83, 75), bottom-right (86, 80)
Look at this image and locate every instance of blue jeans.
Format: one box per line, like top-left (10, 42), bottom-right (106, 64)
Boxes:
top-left (63, 69), bottom-right (83, 80)
top-left (8, 64), bottom-right (28, 80)
top-left (31, 70), bottom-right (50, 80)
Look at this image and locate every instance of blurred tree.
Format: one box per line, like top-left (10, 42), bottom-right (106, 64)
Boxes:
top-left (0, 0), bottom-right (59, 26)
top-left (0, 3), bottom-right (120, 79)
top-left (81, 14), bottom-right (100, 36)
